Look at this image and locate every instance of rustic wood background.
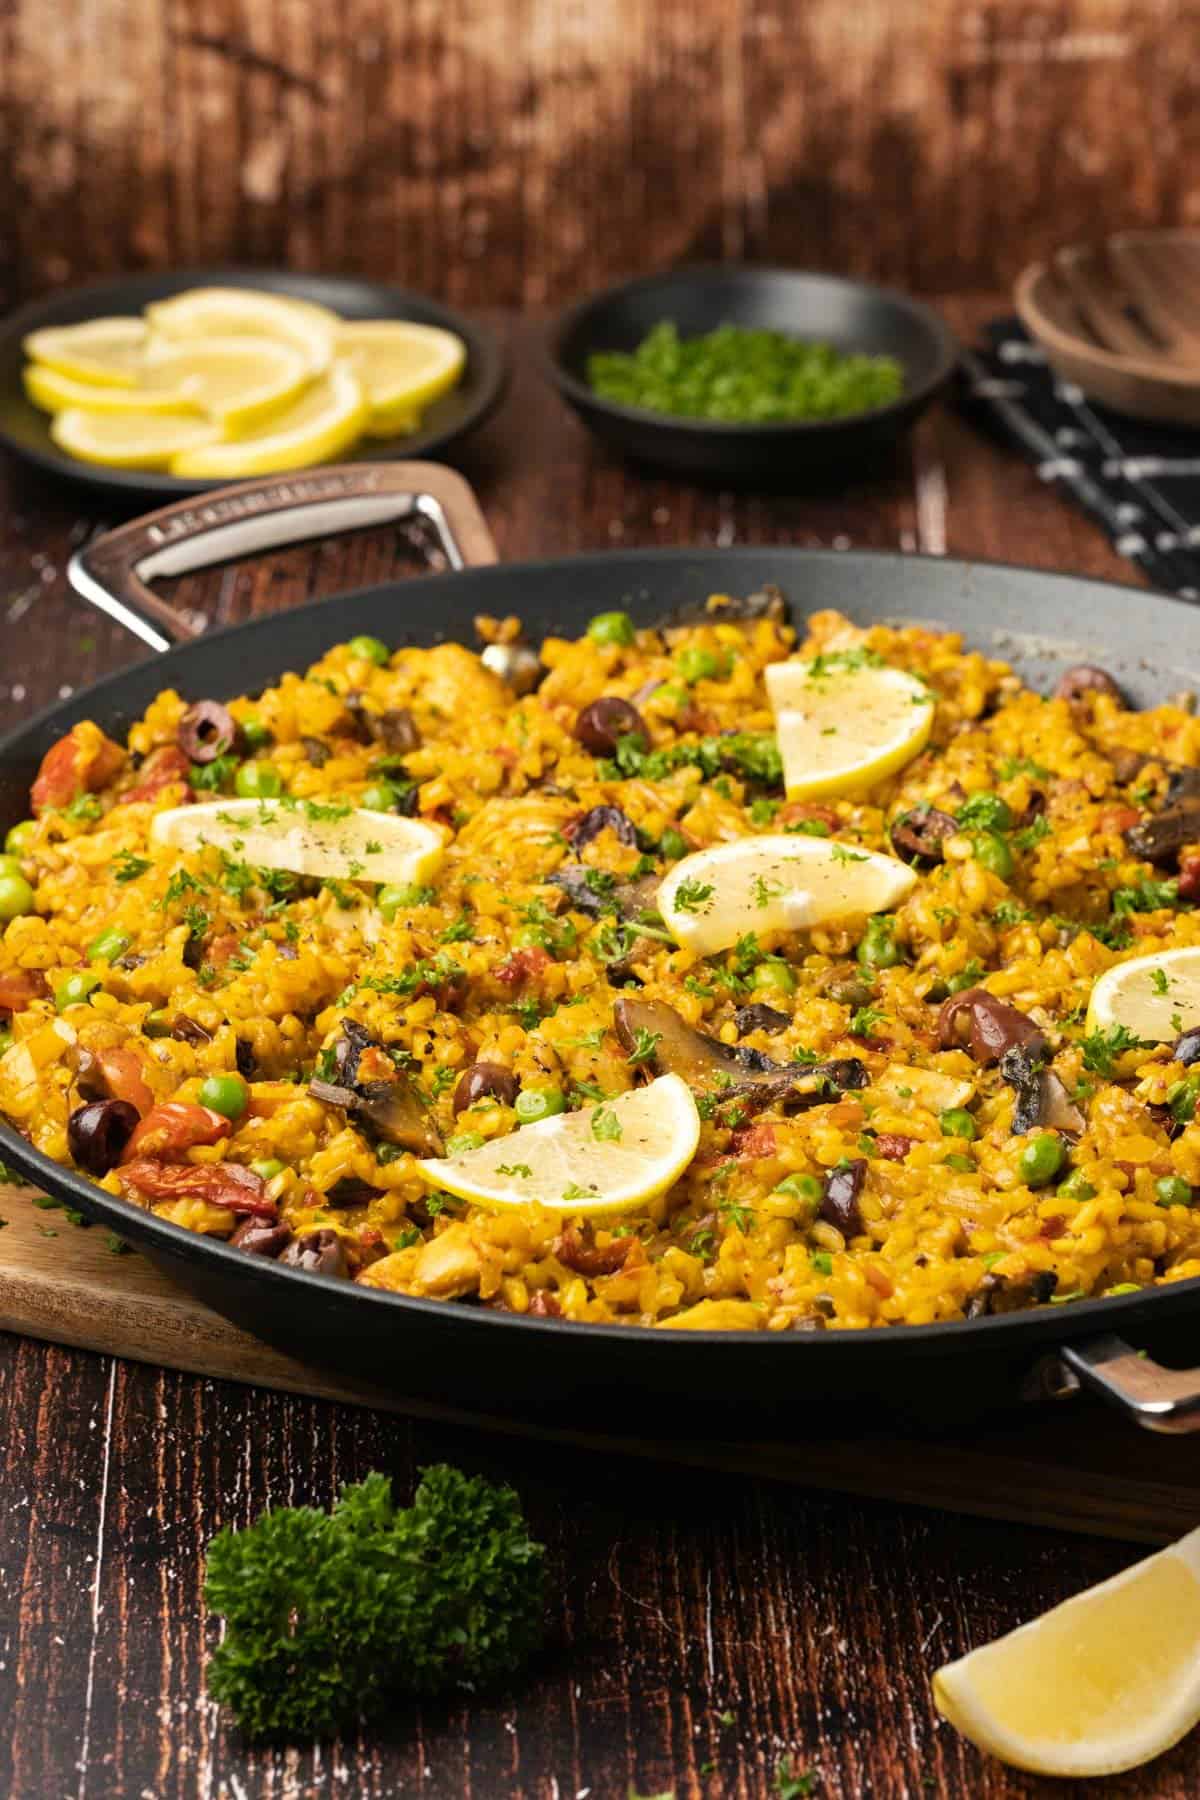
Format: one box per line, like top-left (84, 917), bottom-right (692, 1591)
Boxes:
top-left (1, 0), bottom-right (1198, 310)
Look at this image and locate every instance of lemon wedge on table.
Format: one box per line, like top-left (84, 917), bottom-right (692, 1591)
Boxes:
top-left (417, 1074), bottom-right (700, 1217)
top-left (167, 364), bottom-right (368, 478)
top-left (657, 834), bottom-right (917, 956)
top-left (151, 799), bottom-right (444, 886)
top-left (336, 321), bottom-right (466, 435)
top-left (145, 287), bottom-right (339, 375)
top-left (23, 316), bottom-right (149, 386)
top-left (140, 335), bottom-right (311, 435)
top-left (49, 408), bottom-right (221, 470)
top-left (766, 654), bottom-right (934, 799)
top-left (1085, 946), bottom-right (1200, 1042)
top-left (934, 1524), bottom-right (1200, 1776)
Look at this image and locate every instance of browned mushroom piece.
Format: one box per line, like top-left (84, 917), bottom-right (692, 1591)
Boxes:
top-left (178, 700), bottom-right (240, 764)
top-left (733, 1003), bottom-right (791, 1037)
top-left (889, 805), bottom-right (959, 865)
top-left (1123, 799), bottom-right (1200, 866)
top-left (554, 1223), bottom-right (634, 1276)
top-left (999, 1045), bottom-right (1085, 1138)
top-left (564, 804), bottom-right (639, 850)
top-left (612, 996), bottom-right (866, 1110)
top-left (1054, 666), bottom-right (1127, 707)
top-left (574, 697), bottom-right (646, 756)
top-left (937, 988), bottom-right (1048, 1066)
top-left (309, 1020), bottom-right (444, 1156)
top-left (375, 708), bottom-right (421, 752)
top-left (550, 863), bottom-right (660, 925)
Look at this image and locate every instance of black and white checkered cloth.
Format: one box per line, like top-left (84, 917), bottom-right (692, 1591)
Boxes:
top-left (963, 319), bottom-right (1200, 598)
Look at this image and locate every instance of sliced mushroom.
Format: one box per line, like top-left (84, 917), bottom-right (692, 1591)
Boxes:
top-left (310, 1021), bottom-right (444, 1156)
top-left (325, 1176), bottom-right (384, 1208)
top-left (1054, 666), bottom-right (1127, 707)
top-left (733, 1003), bottom-right (791, 1037)
top-left (564, 804), bottom-right (639, 850)
top-left (1123, 800), bottom-right (1200, 866)
top-left (937, 988), bottom-right (1048, 1066)
top-left (550, 864), bottom-right (661, 923)
top-left (889, 805), bottom-right (958, 865)
top-left (612, 997), bottom-right (865, 1110)
top-left (999, 1044), bottom-right (1085, 1138)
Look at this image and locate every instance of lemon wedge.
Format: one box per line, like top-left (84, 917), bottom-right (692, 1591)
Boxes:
top-left (49, 408), bottom-right (221, 470)
top-left (140, 335), bottom-right (311, 435)
top-left (657, 834), bottom-right (917, 956)
top-left (23, 362), bottom-right (199, 416)
top-left (933, 1524), bottom-right (1200, 1776)
top-left (145, 287), bottom-right (339, 375)
top-left (150, 798), bottom-right (444, 886)
top-left (167, 364), bottom-right (368, 477)
top-left (23, 317), bottom-right (149, 387)
top-left (1085, 946), bottom-right (1200, 1042)
top-left (336, 321), bottom-right (466, 433)
top-left (416, 1073), bottom-right (700, 1217)
top-left (766, 654), bottom-right (934, 799)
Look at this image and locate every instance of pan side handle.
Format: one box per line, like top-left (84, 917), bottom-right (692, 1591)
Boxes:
top-left (1061, 1334), bottom-right (1200, 1434)
top-left (67, 462), bottom-right (499, 654)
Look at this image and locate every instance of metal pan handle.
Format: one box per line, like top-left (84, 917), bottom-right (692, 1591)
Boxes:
top-left (1060, 1335), bottom-right (1200, 1434)
top-left (67, 462), bottom-right (500, 654)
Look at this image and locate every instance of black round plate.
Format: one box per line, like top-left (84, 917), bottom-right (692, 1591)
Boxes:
top-left (0, 267), bottom-right (509, 499)
top-left (545, 265), bottom-right (958, 485)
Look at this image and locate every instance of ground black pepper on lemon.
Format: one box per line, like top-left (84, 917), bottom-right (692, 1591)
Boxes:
top-left (586, 322), bottom-right (905, 422)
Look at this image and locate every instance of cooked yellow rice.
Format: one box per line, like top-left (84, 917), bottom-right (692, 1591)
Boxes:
top-left (5, 597), bottom-right (1200, 1332)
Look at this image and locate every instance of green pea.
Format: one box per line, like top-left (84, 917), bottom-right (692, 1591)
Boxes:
top-left (54, 970), bottom-right (101, 1010)
top-left (251, 1158), bottom-right (285, 1181)
top-left (198, 1072), bottom-right (249, 1120)
top-left (1156, 1175), bottom-right (1194, 1208)
top-left (143, 1009), bottom-right (171, 1038)
top-left (0, 873), bottom-right (35, 921)
top-left (515, 1088), bottom-right (567, 1125)
top-left (0, 854), bottom-right (24, 882)
top-left (379, 883), bottom-right (420, 921)
top-left (973, 833), bottom-right (1014, 881)
top-left (752, 959), bottom-right (796, 995)
top-left (235, 762), bottom-right (283, 800)
top-left (677, 646), bottom-right (720, 684)
top-left (0, 1028), bottom-right (12, 1057)
top-left (659, 827), bottom-right (688, 862)
top-left (4, 821), bottom-right (36, 858)
top-left (1057, 1169), bottom-right (1095, 1202)
top-left (940, 1107), bottom-right (977, 1141)
top-left (240, 717), bottom-right (272, 751)
top-left (943, 1153), bottom-right (976, 1172)
top-left (348, 634), bottom-right (390, 666)
top-left (1019, 1132), bottom-right (1065, 1188)
top-left (360, 781), bottom-right (399, 813)
top-left (87, 927), bottom-right (130, 963)
top-left (586, 611), bottom-right (635, 647)
top-left (513, 923), bottom-right (554, 952)
top-left (857, 914), bottom-right (902, 971)
top-left (774, 1173), bottom-right (822, 1204)
top-left (446, 1131), bottom-right (486, 1155)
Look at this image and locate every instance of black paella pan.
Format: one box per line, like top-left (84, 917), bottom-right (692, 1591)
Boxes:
top-left (1, 460), bottom-right (1199, 1439)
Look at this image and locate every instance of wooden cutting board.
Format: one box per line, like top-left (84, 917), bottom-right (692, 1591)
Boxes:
top-left (3, 1187), bottom-right (1199, 1544)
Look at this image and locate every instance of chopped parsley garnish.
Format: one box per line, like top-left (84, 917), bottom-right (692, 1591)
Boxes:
top-left (1113, 876), bottom-right (1180, 915)
top-left (496, 1163), bottom-right (533, 1179)
top-left (674, 878), bottom-right (714, 914)
top-left (112, 849), bottom-right (151, 883)
top-left (591, 1106), bottom-right (622, 1143)
top-left (1012, 814), bottom-right (1052, 851)
top-left (624, 1026), bottom-right (662, 1067)
top-left (830, 844), bottom-right (867, 864)
top-left (1080, 1022), bottom-right (1149, 1077)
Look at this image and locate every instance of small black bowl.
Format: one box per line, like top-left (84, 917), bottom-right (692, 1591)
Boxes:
top-left (546, 265), bottom-right (958, 485)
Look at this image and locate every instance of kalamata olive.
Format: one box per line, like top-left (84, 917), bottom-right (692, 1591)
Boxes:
top-left (279, 1228), bottom-right (348, 1278)
top-left (820, 1159), bottom-right (867, 1238)
top-left (937, 988), bottom-right (1048, 1066)
top-left (889, 805), bottom-right (958, 865)
top-left (230, 1218), bottom-right (293, 1258)
top-left (325, 1176), bottom-right (383, 1208)
top-left (1173, 1028), bottom-right (1200, 1067)
top-left (67, 1098), bottom-right (139, 1174)
top-left (375, 708), bottom-right (420, 752)
top-left (235, 1038), bottom-right (257, 1079)
top-left (178, 700), bottom-right (240, 764)
top-left (574, 697), bottom-right (646, 756)
top-left (1054, 666), bottom-right (1127, 707)
top-left (565, 804), bottom-right (639, 849)
top-left (301, 736), bottom-right (331, 767)
top-left (453, 1061), bottom-right (519, 1115)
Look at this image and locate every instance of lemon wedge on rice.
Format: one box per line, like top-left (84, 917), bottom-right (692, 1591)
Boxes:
top-left (416, 1073), bottom-right (700, 1217)
top-left (766, 653), bottom-right (934, 799)
top-left (657, 834), bottom-right (917, 956)
top-left (168, 364), bottom-right (368, 477)
top-left (145, 287), bottom-right (339, 375)
top-left (24, 361), bottom-right (200, 416)
top-left (1085, 946), bottom-right (1200, 1042)
top-left (933, 1523), bottom-right (1200, 1777)
top-left (140, 336), bottom-right (311, 435)
top-left (151, 798), bottom-right (444, 886)
top-left (49, 408), bottom-right (221, 470)
top-left (336, 321), bottom-right (466, 435)
top-left (23, 317), bottom-right (149, 387)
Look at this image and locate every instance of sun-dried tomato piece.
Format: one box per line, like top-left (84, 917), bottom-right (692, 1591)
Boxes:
top-left (0, 970), bottom-right (47, 1015)
top-left (121, 1101), bottom-right (232, 1162)
top-left (118, 1158), bottom-right (273, 1216)
top-left (495, 946), bottom-right (551, 986)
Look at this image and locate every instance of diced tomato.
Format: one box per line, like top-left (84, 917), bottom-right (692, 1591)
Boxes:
top-left (118, 1158), bottom-right (273, 1216)
top-left (875, 1133), bottom-right (913, 1161)
top-left (121, 745), bottom-right (192, 804)
top-left (0, 970), bottom-right (47, 1015)
top-left (1098, 804), bottom-right (1141, 836)
top-left (31, 722), bottom-right (124, 815)
top-left (731, 1122), bottom-right (776, 1158)
top-left (1040, 1215), bottom-right (1068, 1242)
top-left (94, 1046), bottom-right (154, 1117)
top-left (1180, 854), bottom-right (1200, 903)
top-left (121, 1101), bottom-right (232, 1162)
top-left (495, 947), bottom-right (551, 985)
top-left (204, 933), bottom-right (241, 969)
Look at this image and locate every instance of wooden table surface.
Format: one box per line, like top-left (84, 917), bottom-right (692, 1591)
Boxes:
top-left (0, 295), bottom-right (1191, 1800)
